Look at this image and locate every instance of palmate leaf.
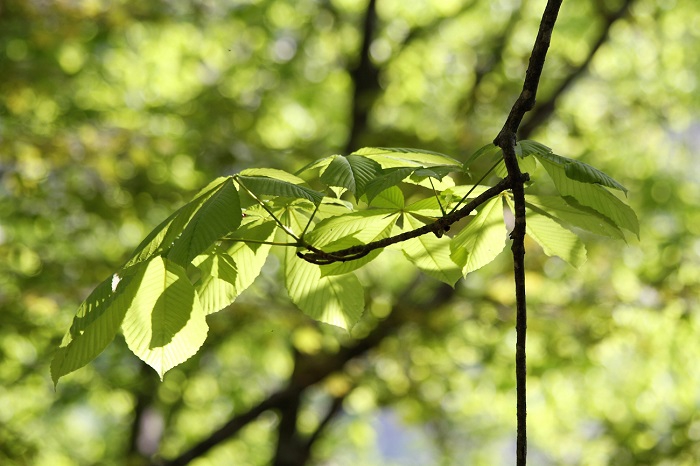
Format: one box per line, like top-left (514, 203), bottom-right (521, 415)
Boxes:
top-left (353, 147), bottom-right (462, 169)
top-left (536, 156), bottom-right (639, 237)
top-left (401, 214), bottom-right (462, 286)
top-left (167, 178), bottom-right (242, 266)
top-left (319, 155), bottom-right (382, 198)
top-left (121, 256), bottom-right (208, 380)
top-left (50, 265), bottom-right (147, 385)
top-left (450, 196), bottom-right (507, 276)
top-left (284, 247), bottom-right (364, 330)
top-left (236, 173), bottom-right (324, 204)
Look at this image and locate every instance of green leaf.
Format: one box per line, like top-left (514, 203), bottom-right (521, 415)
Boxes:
top-left (284, 248), bottom-right (364, 330)
top-left (353, 147), bottom-right (462, 169)
top-left (450, 196), bottom-right (507, 275)
top-left (319, 154), bottom-right (382, 198)
top-left (536, 157), bottom-right (639, 237)
top-left (305, 210), bottom-right (399, 249)
top-left (524, 195), bottom-right (624, 239)
top-left (401, 214), bottom-right (462, 286)
top-left (236, 174), bottom-right (324, 204)
top-left (51, 266), bottom-right (147, 385)
top-left (239, 167), bottom-right (309, 185)
top-left (363, 167), bottom-right (416, 202)
top-left (168, 178), bottom-right (242, 266)
top-left (518, 153), bottom-right (537, 174)
top-left (463, 143), bottom-right (500, 167)
top-left (526, 212), bottom-right (587, 268)
top-left (368, 186), bottom-right (404, 209)
top-left (121, 257), bottom-right (209, 380)
top-left (517, 140), bottom-right (552, 157)
top-left (124, 177), bottom-right (231, 268)
top-left (319, 220), bottom-right (396, 277)
top-left (412, 166), bottom-right (457, 181)
top-left (294, 155), bottom-right (335, 176)
top-left (531, 150), bottom-right (628, 193)
top-left (225, 218), bottom-right (276, 293)
top-left (192, 247), bottom-right (239, 315)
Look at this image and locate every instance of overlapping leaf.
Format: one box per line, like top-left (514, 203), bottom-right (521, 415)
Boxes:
top-left (124, 177), bottom-right (231, 268)
top-left (353, 147), bottom-right (462, 169)
top-left (168, 178), bottom-right (242, 266)
top-left (319, 154), bottom-right (382, 198)
top-left (284, 248), bottom-right (364, 330)
top-left (450, 196), bottom-right (507, 275)
top-left (536, 156), bottom-right (638, 237)
top-left (525, 195), bottom-right (624, 239)
top-left (50, 266), bottom-right (147, 385)
top-left (121, 257), bottom-right (208, 380)
top-left (236, 173), bottom-right (324, 204)
top-left (402, 214), bottom-right (462, 286)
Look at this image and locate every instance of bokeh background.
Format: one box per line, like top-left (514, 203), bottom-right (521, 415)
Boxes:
top-left (1, 0), bottom-right (699, 464)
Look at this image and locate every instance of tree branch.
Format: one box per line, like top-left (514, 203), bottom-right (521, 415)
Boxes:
top-left (492, 1), bottom-right (563, 465)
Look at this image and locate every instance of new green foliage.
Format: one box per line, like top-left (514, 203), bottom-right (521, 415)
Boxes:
top-left (53, 142), bottom-right (638, 383)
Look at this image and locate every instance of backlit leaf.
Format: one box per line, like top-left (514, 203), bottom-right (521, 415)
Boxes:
top-left (319, 154), bottom-right (382, 198)
top-left (402, 214), bottom-right (462, 286)
top-left (121, 257), bottom-right (208, 380)
top-left (450, 196), bottom-right (507, 275)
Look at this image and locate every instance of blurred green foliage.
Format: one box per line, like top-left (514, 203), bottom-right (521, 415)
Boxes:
top-left (1, 0), bottom-right (699, 464)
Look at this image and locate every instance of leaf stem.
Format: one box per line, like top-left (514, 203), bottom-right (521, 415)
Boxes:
top-left (234, 176), bottom-right (300, 241)
top-left (448, 159), bottom-right (502, 215)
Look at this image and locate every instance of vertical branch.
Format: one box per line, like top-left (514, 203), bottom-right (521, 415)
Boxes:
top-left (492, 1), bottom-right (563, 465)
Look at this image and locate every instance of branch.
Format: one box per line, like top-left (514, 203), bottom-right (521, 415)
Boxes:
top-left (492, 1), bottom-right (563, 465)
top-left (519, 0), bottom-right (636, 138)
top-left (297, 177), bottom-right (511, 265)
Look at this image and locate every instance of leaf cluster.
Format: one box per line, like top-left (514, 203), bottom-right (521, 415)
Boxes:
top-left (52, 143), bottom-right (637, 383)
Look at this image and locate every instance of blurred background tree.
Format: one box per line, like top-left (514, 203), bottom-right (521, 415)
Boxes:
top-left (1, 0), bottom-right (699, 464)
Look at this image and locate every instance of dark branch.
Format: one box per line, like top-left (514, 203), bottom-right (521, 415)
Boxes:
top-left (492, 1), bottom-right (563, 465)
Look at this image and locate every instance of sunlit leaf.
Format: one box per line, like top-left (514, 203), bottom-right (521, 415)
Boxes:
top-left (236, 174), bottom-right (324, 204)
top-left (526, 212), bottom-right (587, 268)
top-left (168, 178), bottom-right (242, 266)
top-left (284, 248), bottom-right (364, 330)
top-left (319, 154), bottom-right (382, 198)
top-left (525, 194), bottom-right (624, 239)
top-left (121, 257), bottom-right (208, 380)
top-left (124, 177), bottom-right (231, 268)
top-left (450, 196), bottom-right (507, 275)
top-left (50, 266), bottom-right (147, 385)
top-left (353, 147), bottom-right (462, 169)
top-left (401, 214), bottom-right (462, 286)
top-left (192, 246), bottom-right (239, 315)
top-left (364, 167), bottom-right (416, 202)
top-left (533, 150), bottom-right (628, 193)
top-left (536, 157), bottom-right (639, 237)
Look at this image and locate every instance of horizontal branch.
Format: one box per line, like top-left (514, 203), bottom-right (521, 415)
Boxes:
top-left (297, 177), bottom-right (513, 265)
